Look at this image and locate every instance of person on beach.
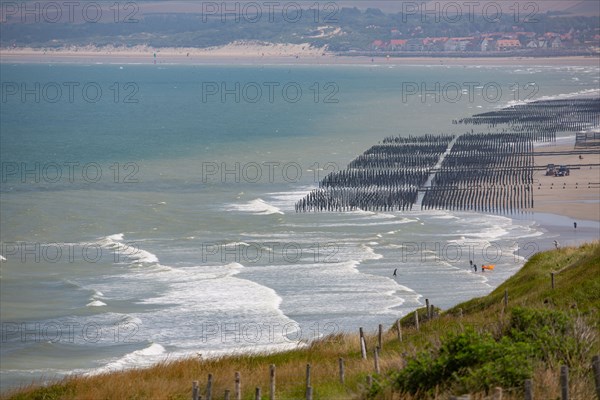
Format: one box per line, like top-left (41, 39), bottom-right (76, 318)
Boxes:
top-left (574, 222), bottom-right (577, 229)
top-left (393, 268), bottom-right (397, 277)
top-left (473, 264), bottom-right (477, 272)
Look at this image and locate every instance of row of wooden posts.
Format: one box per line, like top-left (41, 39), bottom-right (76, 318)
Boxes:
top-left (190, 289), bottom-right (600, 400)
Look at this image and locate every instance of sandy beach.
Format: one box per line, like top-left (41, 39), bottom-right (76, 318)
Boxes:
top-left (2, 44), bottom-right (600, 66)
top-left (533, 143), bottom-right (600, 221)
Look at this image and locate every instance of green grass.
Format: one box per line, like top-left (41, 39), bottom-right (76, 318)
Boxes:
top-left (4, 242), bottom-right (599, 400)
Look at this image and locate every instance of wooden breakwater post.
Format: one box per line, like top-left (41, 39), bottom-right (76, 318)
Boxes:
top-left (206, 373), bottom-right (213, 400)
top-left (414, 310), bottom-right (420, 331)
top-left (378, 324), bottom-right (383, 350)
top-left (374, 346), bottom-right (381, 374)
top-left (425, 299), bottom-right (431, 319)
top-left (269, 364), bottom-right (276, 400)
top-left (592, 355), bottom-right (600, 399)
top-left (234, 372), bottom-right (241, 400)
top-left (192, 381), bottom-right (199, 400)
top-left (561, 365), bottom-right (569, 400)
top-left (524, 379), bottom-right (533, 400)
top-left (338, 357), bottom-right (345, 384)
top-left (396, 320), bottom-right (402, 342)
top-left (359, 327), bottom-right (367, 359)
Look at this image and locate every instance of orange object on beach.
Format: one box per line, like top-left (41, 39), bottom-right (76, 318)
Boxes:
top-left (482, 265), bottom-right (495, 270)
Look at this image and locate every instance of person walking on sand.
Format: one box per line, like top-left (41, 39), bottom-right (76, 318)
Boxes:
top-left (473, 264), bottom-right (477, 272)
top-left (393, 268), bottom-right (397, 277)
top-left (574, 222), bottom-right (577, 229)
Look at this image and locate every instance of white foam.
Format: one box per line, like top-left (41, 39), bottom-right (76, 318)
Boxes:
top-left (96, 233), bottom-right (160, 265)
top-left (227, 198), bottom-right (284, 215)
top-left (86, 300), bottom-right (107, 307)
top-left (88, 343), bottom-right (167, 375)
top-left (0, 255), bottom-right (6, 261)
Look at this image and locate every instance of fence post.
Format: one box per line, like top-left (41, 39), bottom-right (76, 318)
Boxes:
top-left (592, 355), bottom-right (600, 399)
top-left (551, 272), bottom-right (555, 289)
top-left (414, 310), bottom-right (420, 331)
top-left (338, 357), bottom-right (345, 385)
top-left (269, 364), bottom-right (276, 400)
top-left (366, 375), bottom-right (372, 389)
top-left (561, 365), bottom-right (569, 400)
top-left (493, 386), bottom-right (503, 400)
top-left (306, 386), bottom-right (313, 400)
top-left (255, 387), bottom-right (261, 400)
top-left (235, 372), bottom-right (241, 400)
top-left (306, 363), bottom-right (311, 396)
top-left (192, 381), bottom-right (199, 400)
top-left (504, 289), bottom-right (508, 307)
top-left (359, 327), bottom-right (367, 359)
top-left (224, 390), bottom-right (230, 400)
top-left (426, 298), bottom-right (430, 319)
top-left (378, 324), bottom-right (383, 350)
top-left (206, 374), bottom-right (213, 400)
top-left (524, 378), bottom-right (533, 400)
top-left (396, 320), bottom-right (402, 342)
top-left (374, 346), bottom-right (380, 374)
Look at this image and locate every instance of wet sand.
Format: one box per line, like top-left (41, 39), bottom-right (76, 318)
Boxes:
top-left (533, 143), bottom-right (600, 221)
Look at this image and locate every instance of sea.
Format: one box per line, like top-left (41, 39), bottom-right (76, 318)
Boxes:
top-left (1, 61), bottom-right (599, 391)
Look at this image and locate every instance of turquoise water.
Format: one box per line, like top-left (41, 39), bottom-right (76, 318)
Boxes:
top-left (1, 62), bottom-right (598, 391)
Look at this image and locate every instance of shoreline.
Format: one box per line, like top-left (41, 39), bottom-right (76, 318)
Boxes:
top-left (2, 49), bottom-right (599, 67)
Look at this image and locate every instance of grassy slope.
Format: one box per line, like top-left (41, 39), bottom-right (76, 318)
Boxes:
top-left (4, 241), bottom-right (599, 400)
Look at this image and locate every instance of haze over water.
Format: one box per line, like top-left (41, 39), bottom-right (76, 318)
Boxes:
top-left (1, 62), bottom-right (598, 391)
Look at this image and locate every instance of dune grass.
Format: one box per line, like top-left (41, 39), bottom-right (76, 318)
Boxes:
top-left (3, 241), bottom-right (599, 400)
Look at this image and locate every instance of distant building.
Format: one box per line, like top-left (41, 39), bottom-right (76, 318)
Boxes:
top-left (371, 40), bottom-right (385, 50)
top-left (551, 37), bottom-right (563, 48)
top-left (405, 38), bottom-right (424, 52)
top-left (389, 39), bottom-right (407, 51)
top-left (496, 39), bottom-right (521, 51)
top-left (481, 38), bottom-right (496, 51)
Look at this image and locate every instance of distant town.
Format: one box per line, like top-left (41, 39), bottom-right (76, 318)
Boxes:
top-left (366, 30), bottom-right (600, 57)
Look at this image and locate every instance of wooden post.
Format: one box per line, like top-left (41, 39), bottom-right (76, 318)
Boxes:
top-left (551, 272), bottom-right (555, 289)
top-left (206, 374), bottom-right (213, 400)
top-left (255, 387), bottom-right (261, 400)
top-left (425, 298), bottom-right (430, 319)
top-left (592, 355), bottom-right (600, 399)
top-left (269, 364), bottom-right (276, 400)
top-left (366, 375), bottom-right (372, 389)
top-left (338, 357), bottom-right (345, 385)
top-left (458, 308), bottom-right (463, 318)
top-left (430, 304), bottom-right (435, 318)
top-left (305, 364), bottom-right (311, 395)
top-left (374, 346), bottom-right (381, 374)
top-left (414, 310), bottom-right (420, 331)
top-left (524, 379), bottom-right (533, 400)
top-left (234, 372), bottom-right (241, 400)
top-left (224, 390), bottom-right (230, 400)
top-left (378, 324), bottom-right (383, 350)
top-left (561, 365), bottom-right (569, 400)
top-left (192, 381), bottom-right (199, 400)
top-left (306, 386), bottom-right (313, 400)
top-left (359, 327), bottom-right (367, 357)
top-left (504, 289), bottom-right (508, 307)
top-left (396, 320), bottom-right (402, 342)
top-left (360, 337), bottom-right (367, 360)
top-left (493, 386), bottom-right (503, 400)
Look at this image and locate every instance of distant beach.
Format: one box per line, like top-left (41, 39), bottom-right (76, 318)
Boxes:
top-left (2, 44), bottom-right (600, 66)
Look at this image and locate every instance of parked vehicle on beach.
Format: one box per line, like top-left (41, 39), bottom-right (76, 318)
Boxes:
top-left (556, 165), bottom-right (570, 176)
